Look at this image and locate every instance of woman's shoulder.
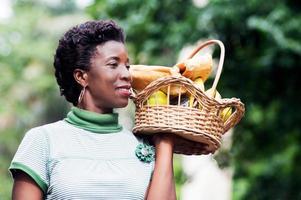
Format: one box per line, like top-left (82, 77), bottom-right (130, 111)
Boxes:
top-left (29, 120), bottom-right (64, 131)
top-left (13, 122), bottom-right (66, 153)
top-left (24, 120), bottom-right (67, 138)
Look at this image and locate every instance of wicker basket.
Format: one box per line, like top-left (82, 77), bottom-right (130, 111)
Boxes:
top-left (131, 40), bottom-right (245, 155)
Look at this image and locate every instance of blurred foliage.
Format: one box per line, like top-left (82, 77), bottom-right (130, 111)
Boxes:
top-left (0, 0), bottom-right (87, 199)
top-left (194, 1), bottom-right (301, 199)
top-left (1, 0), bottom-right (300, 199)
top-left (174, 155), bottom-right (188, 197)
top-left (87, 0), bottom-right (301, 199)
top-left (87, 0), bottom-right (202, 65)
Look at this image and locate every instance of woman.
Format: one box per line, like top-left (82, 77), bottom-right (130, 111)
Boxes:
top-left (10, 20), bottom-right (176, 200)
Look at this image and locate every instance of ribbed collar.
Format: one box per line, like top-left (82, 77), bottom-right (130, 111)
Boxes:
top-left (64, 107), bottom-right (122, 133)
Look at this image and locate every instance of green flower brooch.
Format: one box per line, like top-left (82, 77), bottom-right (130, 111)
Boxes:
top-left (135, 143), bottom-right (155, 163)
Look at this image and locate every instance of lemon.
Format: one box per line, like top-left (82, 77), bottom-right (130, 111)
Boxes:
top-left (147, 90), bottom-right (168, 106)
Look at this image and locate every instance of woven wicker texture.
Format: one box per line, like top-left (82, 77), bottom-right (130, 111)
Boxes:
top-left (131, 40), bottom-right (245, 155)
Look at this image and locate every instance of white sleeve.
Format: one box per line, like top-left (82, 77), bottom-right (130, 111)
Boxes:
top-left (9, 127), bottom-right (49, 193)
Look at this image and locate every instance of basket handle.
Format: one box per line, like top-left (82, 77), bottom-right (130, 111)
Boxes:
top-left (187, 40), bottom-right (225, 97)
top-left (220, 98), bottom-right (245, 133)
top-left (129, 88), bottom-right (137, 101)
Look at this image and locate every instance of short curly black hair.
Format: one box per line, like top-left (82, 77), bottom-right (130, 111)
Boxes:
top-left (53, 20), bottom-right (125, 105)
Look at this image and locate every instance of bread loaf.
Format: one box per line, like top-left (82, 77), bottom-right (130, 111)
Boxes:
top-left (174, 54), bottom-right (213, 81)
top-left (130, 65), bottom-right (186, 96)
top-left (130, 65), bottom-right (171, 92)
top-left (130, 54), bottom-right (212, 96)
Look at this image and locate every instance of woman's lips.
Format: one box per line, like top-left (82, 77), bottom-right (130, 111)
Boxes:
top-left (116, 85), bottom-right (131, 97)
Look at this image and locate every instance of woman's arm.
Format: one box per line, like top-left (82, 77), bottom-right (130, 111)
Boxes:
top-left (12, 170), bottom-right (43, 200)
top-left (146, 134), bottom-right (176, 200)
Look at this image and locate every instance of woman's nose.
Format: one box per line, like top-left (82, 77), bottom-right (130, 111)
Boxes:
top-left (120, 65), bottom-right (131, 81)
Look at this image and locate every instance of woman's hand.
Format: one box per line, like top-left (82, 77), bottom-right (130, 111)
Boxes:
top-left (146, 134), bottom-right (176, 200)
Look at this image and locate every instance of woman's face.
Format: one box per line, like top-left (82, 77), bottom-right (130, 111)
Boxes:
top-left (85, 40), bottom-right (131, 113)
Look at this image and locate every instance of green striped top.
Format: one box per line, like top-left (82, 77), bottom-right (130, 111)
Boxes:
top-left (9, 120), bottom-right (154, 199)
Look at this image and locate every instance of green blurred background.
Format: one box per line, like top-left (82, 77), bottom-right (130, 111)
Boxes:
top-left (0, 0), bottom-right (300, 199)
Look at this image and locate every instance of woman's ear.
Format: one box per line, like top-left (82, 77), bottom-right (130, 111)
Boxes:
top-left (73, 69), bottom-right (88, 87)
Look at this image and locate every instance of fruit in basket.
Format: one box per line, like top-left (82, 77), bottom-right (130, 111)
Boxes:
top-left (147, 90), bottom-right (168, 106)
top-left (189, 77), bottom-right (205, 108)
top-left (205, 88), bottom-right (232, 122)
top-left (193, 77), bottom-right (205, 91)
top-left (221, 107), bottom-right (232, 122)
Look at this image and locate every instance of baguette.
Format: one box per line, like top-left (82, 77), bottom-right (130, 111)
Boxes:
top-left (130, 65), bottom-right (171, 92)
top-left (130, 65), bottom-right (186, 96)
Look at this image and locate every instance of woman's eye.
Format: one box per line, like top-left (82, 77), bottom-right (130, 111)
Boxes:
top-left (108, 63), bottom-right (118, 68)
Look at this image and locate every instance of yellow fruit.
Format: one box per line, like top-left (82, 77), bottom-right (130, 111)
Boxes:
top-left (194, 78), bottom-right (205, 91)
top-left (147, 90), bottom-right (168, 106)
top-left (205, 88), bottom-right (232, 122)
top-left (189, 78), bottom-right (205, 108)
top-left (221, 107), bottom-right (232, 122)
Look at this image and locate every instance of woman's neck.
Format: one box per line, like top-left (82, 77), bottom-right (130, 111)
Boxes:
top-left (77, 92), bottom-right (113, 114)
